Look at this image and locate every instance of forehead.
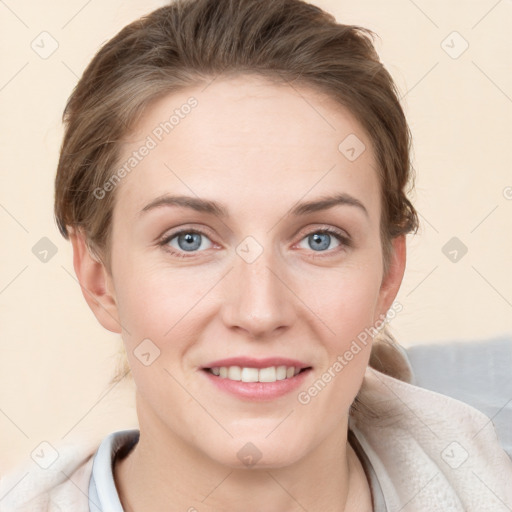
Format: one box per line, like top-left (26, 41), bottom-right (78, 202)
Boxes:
top-left (113, 74), bottom-right (380, 223)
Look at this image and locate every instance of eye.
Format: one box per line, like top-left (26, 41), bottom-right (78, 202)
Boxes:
top-left (159, 229), bottom-right (214, 257)
top-left (158, 225), bottom-right (352, 259)
top-left (296, 227), bottom-right (351, 256)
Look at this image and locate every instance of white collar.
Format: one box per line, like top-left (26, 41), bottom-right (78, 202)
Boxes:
top-left (88, 429), bottom-right (139, 512)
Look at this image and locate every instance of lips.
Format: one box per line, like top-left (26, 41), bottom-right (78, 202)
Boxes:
top-left (199, 356), bottom-right (313, 400)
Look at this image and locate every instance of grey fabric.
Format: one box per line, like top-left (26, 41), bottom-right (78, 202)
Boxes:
top-left (405, 335), bottom-right (512, 460)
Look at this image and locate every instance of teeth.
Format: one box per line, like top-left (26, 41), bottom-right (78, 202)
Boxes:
top-left (209, 365), bottom-right (304, 383)
top-left (258, 367), bottom-right (276, 382)
top-left (241, 367), bottom-right (259, 382)
top-left (228, 366), bottom-right (242, 380)
top-left (276, 365), bottom-right (287, 380)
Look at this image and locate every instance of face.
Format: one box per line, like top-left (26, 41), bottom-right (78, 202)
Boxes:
top-left (86, 74), bottom-right (404, 469)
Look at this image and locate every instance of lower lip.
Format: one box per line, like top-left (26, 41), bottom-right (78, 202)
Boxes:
top-left (201, 368), bottom-right (312, 401)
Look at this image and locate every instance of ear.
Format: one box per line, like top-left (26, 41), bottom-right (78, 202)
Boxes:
top-left (374, 234), bottom-right (406, 322)
top-left (69, 228), bottom-right (122, 334)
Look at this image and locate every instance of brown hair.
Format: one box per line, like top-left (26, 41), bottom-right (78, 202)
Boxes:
top-left (54, 0), bottom-right (419, 386)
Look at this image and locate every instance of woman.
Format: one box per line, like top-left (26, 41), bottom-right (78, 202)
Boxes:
top-left (2, 0), bottom-right (511, 510)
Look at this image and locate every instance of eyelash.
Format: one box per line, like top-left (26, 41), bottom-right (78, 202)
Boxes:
top-left (158, 225), bottom-right (352, 259)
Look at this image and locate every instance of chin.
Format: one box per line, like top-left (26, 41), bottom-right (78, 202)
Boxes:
top-left (203, 436), bottom-right (306, 471)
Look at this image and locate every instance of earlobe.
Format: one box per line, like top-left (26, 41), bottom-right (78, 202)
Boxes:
top-left (375, 235), bottom-right (407, 321)
top-left (69, 228), bottom-right (122, 334)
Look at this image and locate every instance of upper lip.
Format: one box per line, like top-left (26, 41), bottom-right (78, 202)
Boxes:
top-left (201, 357), bottom-right (312, 370)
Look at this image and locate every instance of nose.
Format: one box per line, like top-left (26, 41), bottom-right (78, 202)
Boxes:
top-left (220, 242), bottom-right (296, 340)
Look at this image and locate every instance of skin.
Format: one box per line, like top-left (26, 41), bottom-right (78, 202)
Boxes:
top-left (70, 74), bottom-right (406, 511)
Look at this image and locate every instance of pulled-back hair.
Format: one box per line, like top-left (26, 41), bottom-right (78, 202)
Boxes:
top-left (54, 0), bottom-right (419, 385)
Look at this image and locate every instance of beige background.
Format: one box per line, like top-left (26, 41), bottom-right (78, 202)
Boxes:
top-left (1, 0), bottom-right (511, 474)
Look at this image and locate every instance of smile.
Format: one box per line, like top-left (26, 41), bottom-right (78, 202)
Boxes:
top-left (206, 365), bottom-right (307, 383)
top-left (201, 366), bottom-right (312, 401)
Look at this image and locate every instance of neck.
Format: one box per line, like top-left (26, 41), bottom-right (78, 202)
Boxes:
top-left (114, 392), bottom-right (371, 512)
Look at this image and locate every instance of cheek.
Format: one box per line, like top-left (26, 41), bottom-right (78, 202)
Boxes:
top-left (113, 249), bottom-right (197, 328)
top-left (305, 262), bottom-right (382, 386)
top-left (114, 268), bottom-right (195, 400)
top-left (112, 260), bottom-right (218, 381)
top-left (308, 260), bottom-right (383, 334)
top-left (115, 247), bottom-right (383, 345)
top-left (294, 272), bottom-right (379, 433)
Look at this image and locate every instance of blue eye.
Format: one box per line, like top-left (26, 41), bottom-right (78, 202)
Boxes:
top-left (159, 226), bottom-right (351, 258)
top-left (161, 230), bottom-right (213, 256)
top-left (297, 228), bottom-right (351, 254)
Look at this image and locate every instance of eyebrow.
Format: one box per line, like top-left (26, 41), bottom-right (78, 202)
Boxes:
top-left (139, 192), bottom-right (369, 219)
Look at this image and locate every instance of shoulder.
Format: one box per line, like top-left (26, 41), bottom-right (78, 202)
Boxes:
top-left (0, 438), bottom-right (97, 511)
top-left (350, 367), bottom-right (512, 511)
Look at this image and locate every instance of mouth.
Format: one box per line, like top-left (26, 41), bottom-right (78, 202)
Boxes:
top-left (202, 365), bottom-right (312, 383)
top-left (199, 357), bottom-right (313, 400)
